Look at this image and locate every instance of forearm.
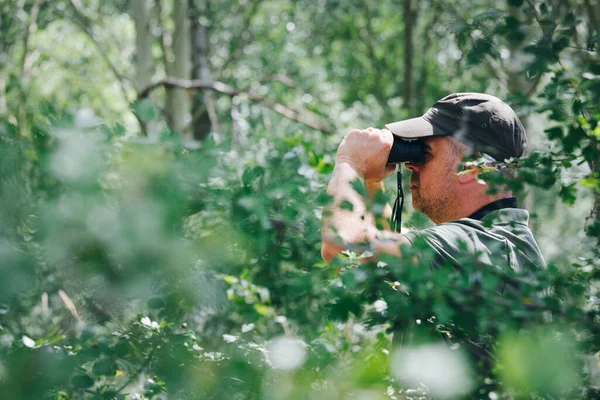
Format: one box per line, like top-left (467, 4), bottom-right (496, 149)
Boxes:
top-left (366, 180), bottom-right (393, 230)
top-left (321, 163), bottom-right (406, 262)
top-left (322, 162), bottom-right (372, 246)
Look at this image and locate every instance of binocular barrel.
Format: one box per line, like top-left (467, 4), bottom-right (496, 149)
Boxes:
top-left (387, 136), bottom-right (424, 164)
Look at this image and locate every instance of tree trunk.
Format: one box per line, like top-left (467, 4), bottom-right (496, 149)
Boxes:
top-left (132, 0), bottom-right (157, 138)
top-left (189, 0), bottom-right (215, 141)
top-left (415, 1), bottom-right (440, 114)
top-left (403, 0), bottom-right (416, 114)
top-left (168, 0), bottom-right (191, 136)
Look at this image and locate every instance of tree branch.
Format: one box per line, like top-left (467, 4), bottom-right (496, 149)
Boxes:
top-left (115, 346), bottom-right (157, 394)
top-left (138, 78), bottom-right (336, 134)
top-left (255, 74), bottom-right (336, 128)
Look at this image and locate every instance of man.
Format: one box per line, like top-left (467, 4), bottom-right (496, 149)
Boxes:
top-left (321, 93), bottom-right (546, 273)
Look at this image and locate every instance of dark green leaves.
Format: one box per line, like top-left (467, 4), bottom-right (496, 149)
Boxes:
top-left (496, 16), bottom-right (527, 44)
top-left (559, 184), bottom-right (577, 204)
top-left (350, 178), bottom-right (366, 198)
top-left (545, 126), bottom-right (563, 141)
top-left (328, 295), bottom-right (363, 322)
top-left (340, 199), bottom-right (354, 211)
top-left (71, 374), bottom-right (94, 389)
top-left (92, 358), bottom-right (118, 377)
top-left (466, 37), bottom-right (498, 65)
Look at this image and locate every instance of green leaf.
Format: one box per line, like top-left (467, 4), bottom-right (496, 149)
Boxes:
top-left (564, 125), bottom-right (587, 152)
top-left (71, 374), bottom-right (94, 389)
top-left (544, 126), bottom-right (563, 140)
top-left (466, 37), bottom-right (497, 65)
top-left (316, 160), bottom-right (334, 174)
top-left (132, 99), bottom-right (157, 123)
top-left (242, 166), bottom-right (265, 187)
top-left (559, 184), bottom-right (577, 204)
top-left (340, 200), bottom-right (354, 211)
top-left (572, 99), bottom-right (584, 115)
top-left (328, 296), bottom-right (362, 322)
top-left (579, 174), bottom-right (600, 192)
top-left (114, 341), bottom-right (131, 357)
top-left (92, 358), bottom-right (118, 377)
top-left (552, 35), bottom-right (570, 53)
top-left (350, 178), bottom-right (365, 197)
top-left (307, 150), bottom-right (320, 167)
top-left (254, 304), bottom-right (272, 316)
top-left (507, 0), bottom-right (524, 6)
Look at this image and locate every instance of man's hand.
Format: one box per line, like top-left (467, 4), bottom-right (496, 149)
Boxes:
top-left (335, 128), bottom-right (396, 186)
top-left (321, 127), bottom-right (409, 263)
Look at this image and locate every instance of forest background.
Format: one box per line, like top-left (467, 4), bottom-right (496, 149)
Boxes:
top-left (1, 0), bottom-right (600, 399)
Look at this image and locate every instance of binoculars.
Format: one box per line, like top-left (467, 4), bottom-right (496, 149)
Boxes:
top-left (387, 136), bottom-right (424, 164)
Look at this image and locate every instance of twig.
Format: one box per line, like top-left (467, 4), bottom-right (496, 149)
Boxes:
top-left (584, 193), bottom-right (599, 231)
top-left (256, 74), bottom-right (336, 125)
top-left (524, 73), bottom-right (544, 98)
top-left (115, 347), bottom-right (157, 394)
top-left (58, 289), bottom-right (80, 320)
top-left (138, 77), bottom-right (336, 134)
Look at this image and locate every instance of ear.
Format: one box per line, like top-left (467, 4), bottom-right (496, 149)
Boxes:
top-left (457, 162), bottom-right (479, 184)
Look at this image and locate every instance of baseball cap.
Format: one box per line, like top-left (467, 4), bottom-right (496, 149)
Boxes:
top-left (385, 93), bottom-right (527, 161)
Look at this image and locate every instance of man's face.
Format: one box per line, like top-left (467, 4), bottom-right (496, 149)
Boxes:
top-left (405, 136), bottom-right (462, 223)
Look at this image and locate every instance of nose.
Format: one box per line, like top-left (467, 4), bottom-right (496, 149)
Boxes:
top-left (405, 162), bottom-right (420, 173)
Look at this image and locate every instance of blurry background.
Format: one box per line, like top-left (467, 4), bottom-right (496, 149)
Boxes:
top-left (0, 0), bottom-right (599, 399)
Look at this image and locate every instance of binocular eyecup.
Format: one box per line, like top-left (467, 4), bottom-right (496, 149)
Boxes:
top-left (387, 136), bottom-right (424, 164)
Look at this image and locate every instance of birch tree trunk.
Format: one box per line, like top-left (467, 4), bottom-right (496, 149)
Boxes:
top-left (169, 0), bottom-right (191, 136)
top-left (132, 0), bottom-right (157, 138)
top-left (190, 0), bottom-right (214, 141)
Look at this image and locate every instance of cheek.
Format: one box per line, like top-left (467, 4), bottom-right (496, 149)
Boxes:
top-left (419, 165), bottom-right (449, 191)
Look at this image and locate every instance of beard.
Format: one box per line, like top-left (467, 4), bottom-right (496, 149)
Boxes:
top-left (410, 173), bottom-right (455, 224)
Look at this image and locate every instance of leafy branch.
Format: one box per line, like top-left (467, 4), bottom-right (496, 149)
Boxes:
top-left (115, 346), bottom-right (157, 394)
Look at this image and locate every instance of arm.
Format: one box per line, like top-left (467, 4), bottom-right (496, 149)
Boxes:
top-left (321, 128), bottom-right (410, 263)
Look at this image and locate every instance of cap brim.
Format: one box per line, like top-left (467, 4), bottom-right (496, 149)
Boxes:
top-left (385, 117), bottom-right (436, 139)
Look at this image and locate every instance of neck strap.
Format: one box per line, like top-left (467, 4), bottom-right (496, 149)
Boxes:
top-left (391, 166), bottom-right (404, 232)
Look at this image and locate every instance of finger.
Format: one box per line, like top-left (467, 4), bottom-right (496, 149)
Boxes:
top-left (381, 129), bottom-right (394, 144)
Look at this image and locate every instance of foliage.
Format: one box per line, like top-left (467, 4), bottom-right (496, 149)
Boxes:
top-left (0, 0), bottom-right (599, 399)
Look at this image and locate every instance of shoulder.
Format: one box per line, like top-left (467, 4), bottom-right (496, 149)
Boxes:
top-left (403, 219), bottom-right (483, 245)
